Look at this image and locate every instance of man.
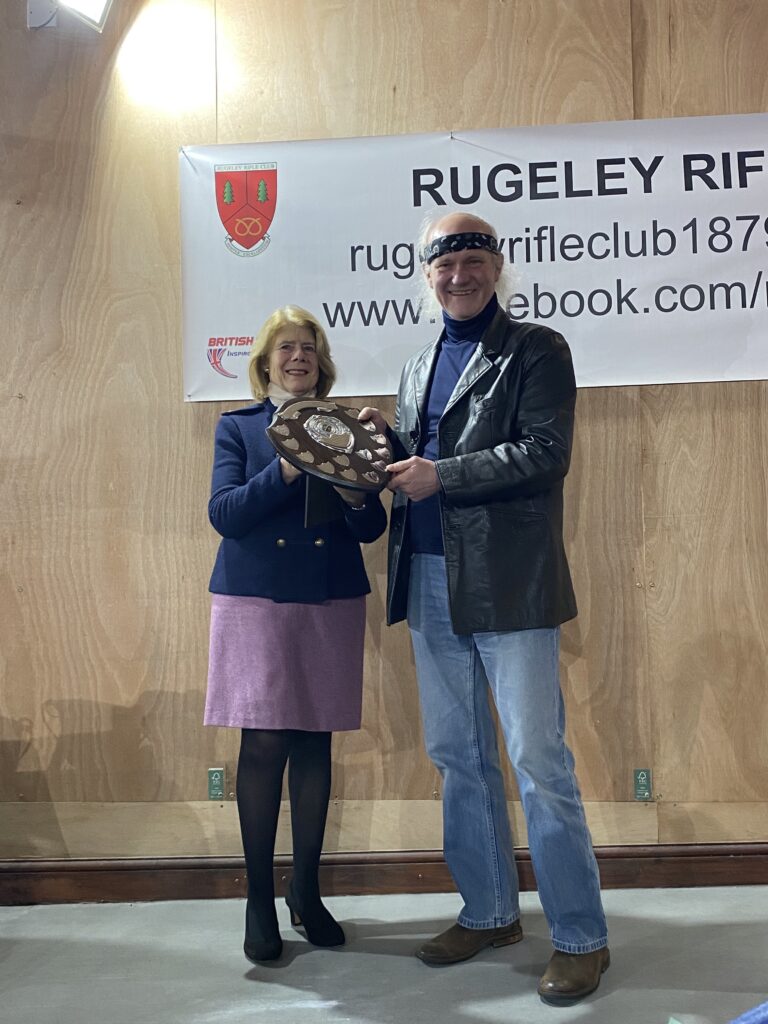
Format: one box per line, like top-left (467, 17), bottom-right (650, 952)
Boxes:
top-left (361, 211), bottom-right (609, 1005)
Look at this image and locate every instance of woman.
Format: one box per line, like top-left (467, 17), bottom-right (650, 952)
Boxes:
top-left (204, 305), bottom-right (386, 963)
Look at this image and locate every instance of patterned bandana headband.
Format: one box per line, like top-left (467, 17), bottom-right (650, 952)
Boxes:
top-left (419, 231), bottom-right (500, 265)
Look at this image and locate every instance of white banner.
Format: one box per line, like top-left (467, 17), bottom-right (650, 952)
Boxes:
top-left (180, 113), bottom-right (768, 400)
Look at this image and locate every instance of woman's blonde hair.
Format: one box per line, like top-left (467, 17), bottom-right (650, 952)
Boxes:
top-left (247, 305), bottom-right (336, 401)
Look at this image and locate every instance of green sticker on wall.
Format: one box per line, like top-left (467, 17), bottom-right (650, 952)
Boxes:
top-left (634, 768), bottom-right (652, 800)
top-left (208, 767), bottom-right (225, 801)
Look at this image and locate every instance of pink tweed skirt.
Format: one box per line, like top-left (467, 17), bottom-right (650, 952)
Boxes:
top-left (204, 593), bottom-right (366, 731)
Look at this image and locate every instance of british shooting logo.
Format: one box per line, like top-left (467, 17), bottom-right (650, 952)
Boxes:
top-left (214, 163), bottom-right (277, 257)
top-left (206, 335), bottom-right (254, 379)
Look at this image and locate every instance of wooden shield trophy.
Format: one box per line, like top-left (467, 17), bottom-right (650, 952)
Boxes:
top-left (266, 399), bottom-right (392, 496)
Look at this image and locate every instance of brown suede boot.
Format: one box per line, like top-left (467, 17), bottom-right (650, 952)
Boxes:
top-left (416, 920), bottom-right (523, 966)
top-left (537, 947), bottom-right (610, 1004)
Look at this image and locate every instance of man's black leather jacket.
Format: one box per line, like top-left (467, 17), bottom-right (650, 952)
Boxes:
top-left (387, 306), bottom-right (578, 634)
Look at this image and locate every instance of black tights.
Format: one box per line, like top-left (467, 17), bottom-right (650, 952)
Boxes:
top-left (236, 729), bottom-right (332, 938)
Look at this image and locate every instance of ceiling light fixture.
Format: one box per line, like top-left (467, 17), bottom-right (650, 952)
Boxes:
top-left (57, 0), bottom-right (114, 31)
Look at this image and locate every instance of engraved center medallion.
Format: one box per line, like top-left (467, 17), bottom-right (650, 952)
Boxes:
top-left (304, 413), bottom-right (355, 453)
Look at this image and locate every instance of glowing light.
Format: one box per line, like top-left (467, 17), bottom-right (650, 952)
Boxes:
top-left (118, 0), bottom-right (235, 113)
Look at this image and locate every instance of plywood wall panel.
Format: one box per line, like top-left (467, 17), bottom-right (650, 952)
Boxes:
top-left (667, 0), bottom-right (768, 117)
top-left (216, 0), bottom-right (634, 145)
top-left (641, 382), bottom-right (768, 803)
top-left (559, 386), bottom-right (653, 801)
top-left (659, 802), bottom-right (768, 844)
top-left (0, 798), bottom-right (658, 859)
top-left (632, 0), bottom-right (768, 119)
top-left (1, 0), bottom-right (220, 806)
top-left (630, 0), bottom-right (672, 119)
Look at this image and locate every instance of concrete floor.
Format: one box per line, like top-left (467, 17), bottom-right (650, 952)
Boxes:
top-left (0, 887), bottom-right (766, 1024)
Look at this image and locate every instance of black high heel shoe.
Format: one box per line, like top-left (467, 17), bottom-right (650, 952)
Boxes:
top-left (244, 897), bottom-right (283, 962)
top-left (244, 935), bottom-right (283, 963)
top-left (285, 888), bottom-right (345, 947)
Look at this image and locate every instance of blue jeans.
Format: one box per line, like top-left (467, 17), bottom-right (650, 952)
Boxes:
top-left (407, 554), bottom-right (607, 954)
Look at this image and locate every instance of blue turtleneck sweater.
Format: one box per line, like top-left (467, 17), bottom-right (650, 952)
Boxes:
top-left (409, 295), bottom-right (499, 554)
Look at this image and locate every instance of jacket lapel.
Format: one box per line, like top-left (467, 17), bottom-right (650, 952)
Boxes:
top-left (442, 345), bottom-right (490, 416)
top-left (411, 339), bottom-right (440, 430)
top-left (442, 306), bottom-right (511, 415)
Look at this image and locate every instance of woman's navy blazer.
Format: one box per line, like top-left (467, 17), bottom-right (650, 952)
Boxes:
top-left (208, 401), bottom-right (387, 603)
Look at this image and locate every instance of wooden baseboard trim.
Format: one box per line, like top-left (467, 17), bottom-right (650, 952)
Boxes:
top-left (2, 844), bottom-right (767, 905)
